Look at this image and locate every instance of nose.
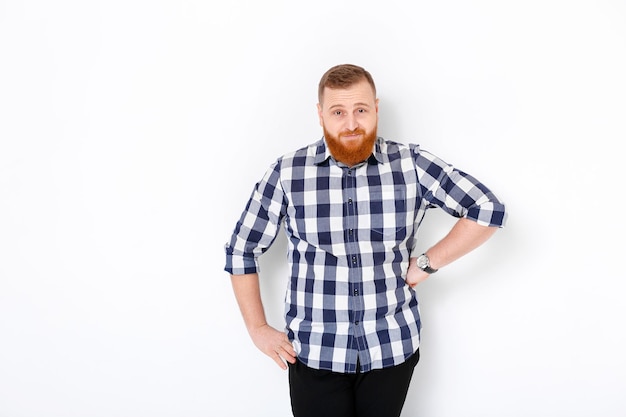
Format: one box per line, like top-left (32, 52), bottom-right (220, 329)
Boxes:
top-left (346, 113), bottom-right (359, 131)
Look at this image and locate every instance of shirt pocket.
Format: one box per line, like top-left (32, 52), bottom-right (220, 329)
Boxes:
top-left (369, 187), bottom-right (408, 242)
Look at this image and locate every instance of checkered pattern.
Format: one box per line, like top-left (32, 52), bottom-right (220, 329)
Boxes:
top-left (225, 137), bottom-right (506, 373)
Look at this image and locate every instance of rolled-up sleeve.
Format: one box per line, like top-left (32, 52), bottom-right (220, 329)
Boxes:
top-left (414, 147), bottom-right (507, 228)
top-left (224, 161), bottom-right (287, 275)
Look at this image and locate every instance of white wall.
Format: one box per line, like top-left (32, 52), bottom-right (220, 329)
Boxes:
top-left (1, 1), bottom-right (624, 416)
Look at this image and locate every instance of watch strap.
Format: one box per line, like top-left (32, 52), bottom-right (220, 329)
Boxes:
top-left (421, 265), bottom-right (438, 274)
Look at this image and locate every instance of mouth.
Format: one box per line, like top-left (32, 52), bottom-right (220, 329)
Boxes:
top-left (340, 131), bottom-right (364, 141)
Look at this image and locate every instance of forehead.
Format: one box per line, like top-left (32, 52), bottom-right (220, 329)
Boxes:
top-left (321, 80), bottom-right (376, 109)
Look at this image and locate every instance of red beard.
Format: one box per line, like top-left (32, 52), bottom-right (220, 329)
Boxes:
top-left (324, 127), bottom-right (377, 166)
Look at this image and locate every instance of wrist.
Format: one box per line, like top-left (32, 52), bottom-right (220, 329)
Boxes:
top-left (247, 322), bottom-right (269, 334)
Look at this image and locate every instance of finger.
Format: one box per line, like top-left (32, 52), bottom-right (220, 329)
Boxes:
top-left (276, 343), bottom-right (297, 364)
top-left (276, 343), bottom-right (296, 358)
top-left (279, 349), bottom-right (297, 364)
top-left (271, 352), bottom-right (288, 370)
top-left (276, 335), bottom-right (294, 351)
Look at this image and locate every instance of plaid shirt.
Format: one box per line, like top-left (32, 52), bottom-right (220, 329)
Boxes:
top-left (225, 137), bottom-right (506, 373)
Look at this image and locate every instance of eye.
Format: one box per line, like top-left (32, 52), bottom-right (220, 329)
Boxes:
top-left (357, 108), bottom-right (366, 113)
top-left (333, 110), bottom-right (342, 116)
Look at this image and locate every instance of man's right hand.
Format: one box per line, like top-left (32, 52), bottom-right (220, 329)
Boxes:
top-left (249, 323), bottom-right (297, 370)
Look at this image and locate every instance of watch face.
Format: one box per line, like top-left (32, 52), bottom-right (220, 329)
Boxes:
top-left (417, 255), bottom-right (429, 269)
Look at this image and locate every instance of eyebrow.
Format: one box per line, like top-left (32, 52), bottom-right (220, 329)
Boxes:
top-left (328, 102), bottom-right (372, 111)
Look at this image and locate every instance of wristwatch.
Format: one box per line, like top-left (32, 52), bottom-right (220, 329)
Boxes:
top-left (416, 253), bottom-right (438, 274)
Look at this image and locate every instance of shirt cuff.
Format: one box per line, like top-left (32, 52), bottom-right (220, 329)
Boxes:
top-left (224, 243), bottom-right (260, 275)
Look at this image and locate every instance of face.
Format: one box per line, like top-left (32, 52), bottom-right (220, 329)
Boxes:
top-left (317, 80), bottom-right (379, 166)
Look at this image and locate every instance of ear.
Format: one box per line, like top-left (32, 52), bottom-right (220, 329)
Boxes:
top-left (375, 98), bottom-right (380, 121)
top-left (317, 103), bottom-right (323, 127)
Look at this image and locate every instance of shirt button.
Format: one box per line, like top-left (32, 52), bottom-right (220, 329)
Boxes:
top-left (353, 288), bottom-right (359, 296)
top-left (348, 198), bottom-right (352, 204)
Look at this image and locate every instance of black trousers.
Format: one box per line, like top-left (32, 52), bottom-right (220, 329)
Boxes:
top-left (288, 350), bottom-right (420, 417)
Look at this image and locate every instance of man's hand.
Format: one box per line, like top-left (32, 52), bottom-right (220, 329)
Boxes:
top-left (405, 218), bottom-right (500, 288)
top-left (249, 323), bottom-right (297, 370)
top-left (405, 263), bottom-right (430, 288)
top-left (231, 273), bottom-right (297, 370)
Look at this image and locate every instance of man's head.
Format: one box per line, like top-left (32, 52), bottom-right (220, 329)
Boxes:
top-left (317, 64), bottom-right (379, 167)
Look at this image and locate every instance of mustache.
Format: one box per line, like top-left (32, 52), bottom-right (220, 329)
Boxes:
top-left (339, 128), bottom-right (366, 137)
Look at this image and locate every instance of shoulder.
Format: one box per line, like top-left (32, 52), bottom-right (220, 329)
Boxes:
top-left (377, 138), bottom-right (453, 178)
top-left (375, 137), bottom-right (418, 163)
top-left (275, 138), bottom-right (325, 168)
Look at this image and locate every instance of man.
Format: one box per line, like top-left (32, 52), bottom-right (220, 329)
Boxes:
top-left (224, 64), bottom-right (507, 417)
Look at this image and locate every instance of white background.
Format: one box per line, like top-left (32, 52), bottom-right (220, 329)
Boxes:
top-left (1, 1), bottom-right (625, 416)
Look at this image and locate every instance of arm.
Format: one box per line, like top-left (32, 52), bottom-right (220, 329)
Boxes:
top-left (230, 273), bottom-right (296, 369)
top-left (406, 217), bottom-right (499, 287)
